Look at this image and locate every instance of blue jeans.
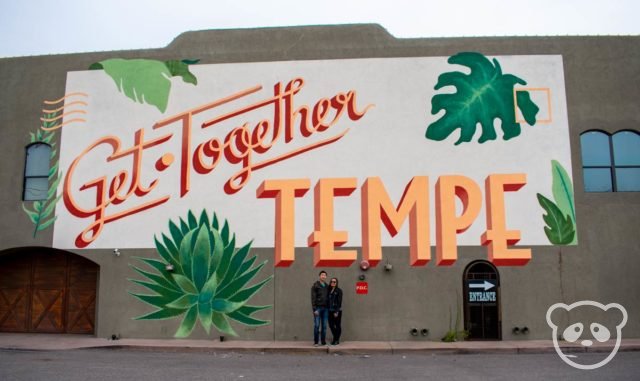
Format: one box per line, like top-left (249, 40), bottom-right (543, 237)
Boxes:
top-left (313, 308), bottom-right (328, 344)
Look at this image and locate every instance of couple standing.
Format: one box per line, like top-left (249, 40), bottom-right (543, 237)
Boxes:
top-left (310, 270), bottom-right (342, 346)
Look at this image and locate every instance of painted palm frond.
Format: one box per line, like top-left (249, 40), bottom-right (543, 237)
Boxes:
top-left (22, 112), bottom-right (63, 237)
top-left (129, 210), bottom-right (272, 338)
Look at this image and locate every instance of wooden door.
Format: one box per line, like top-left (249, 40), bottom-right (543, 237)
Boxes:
top-left (66, 255), bottom-right (98, 333)
top-left (0, 249), bottom-right (98, 334)
top-left (0, 254), bottom-right (31, 332)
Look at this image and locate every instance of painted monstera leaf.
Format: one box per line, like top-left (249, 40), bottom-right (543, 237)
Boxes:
top-left (129, 210), bottom-right (272, 338)
top-left (427, 52), bottom-right (539, 145)
top-left (90, 58), bottom-right (199, 113)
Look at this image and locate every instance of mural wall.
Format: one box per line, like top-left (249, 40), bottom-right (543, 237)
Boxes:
top-left (51, 54), bottom-right (574, 267)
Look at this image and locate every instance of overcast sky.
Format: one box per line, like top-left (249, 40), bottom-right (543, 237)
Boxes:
top-left (1, 0), bottom-right (638, 58)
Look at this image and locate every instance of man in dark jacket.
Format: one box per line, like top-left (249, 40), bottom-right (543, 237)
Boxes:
top-left (311, 270), bottom-right (329, 346)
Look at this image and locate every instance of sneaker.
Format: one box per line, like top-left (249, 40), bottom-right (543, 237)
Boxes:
top-left (313, 343), bottom-right (319, 347)
top-left (321, 342), bottom-right (327, 346)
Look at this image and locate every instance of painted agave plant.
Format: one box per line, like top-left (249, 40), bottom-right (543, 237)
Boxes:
top-left (129, 210), bottom-right (272, 338)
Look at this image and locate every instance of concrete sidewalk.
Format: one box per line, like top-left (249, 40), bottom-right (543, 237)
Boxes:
top-left (1, 333), bottom-right (640, 355)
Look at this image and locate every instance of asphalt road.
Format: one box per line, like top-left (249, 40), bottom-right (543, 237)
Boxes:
top-left (1, 349), bottom-right (638, 380)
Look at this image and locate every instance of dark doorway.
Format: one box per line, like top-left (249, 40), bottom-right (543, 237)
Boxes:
top-left (463, 260), bottom-right (501, 340)
top-left (0, 248), bottom-right (98, 334)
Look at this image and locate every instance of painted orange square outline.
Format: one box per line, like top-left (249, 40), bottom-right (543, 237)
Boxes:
top-left (514, 87), bottom-right (552, 124)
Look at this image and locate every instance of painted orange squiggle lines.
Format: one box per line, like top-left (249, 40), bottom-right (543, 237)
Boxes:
top-left (41, 109), bottom-right (87, 122)
top-left (42, 119), bottom-right (88, 131)
top-left (42, 100), bottom-right (89, 114)
top-left (41, 93), bottom-right (89, 131)
top-left (43, 92), bottom-right (88, 105)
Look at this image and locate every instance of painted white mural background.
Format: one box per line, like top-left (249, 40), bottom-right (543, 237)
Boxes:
top-left (54, 55), bottom-right (571, 250)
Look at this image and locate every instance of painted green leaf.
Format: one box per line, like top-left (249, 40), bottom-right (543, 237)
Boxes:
top-left (161, 233), bottom-right (180, 261)
top-left (211, 299), bottom-right (244, 314)
top-left (537, 194), bottom-right (575, 245)
top-left (229, 276), bottom-right (273, 303)
top-left (551, 160), bottom-right (577, 245)
top-left (131, 266), bottom-right (179, 292)
top-left (175, 305), bottom-right (199, 338)
top-left (221, 241), bottom-right (252, 285)
top-left (427, 52), bottom-right (539, 145)
top-left (237, 305), bottom-right (270, 316)
top-left (90, 58), bottom-right (198, 113)
top-left (191, 225), bottom-right (212, 291)
top-left (221, 220), bottom-right (230, 244)
top-left (46, 177), bottom-right (62, 200)
top-left (129, 279), bottom-right (183, 301)
top-left (167, 294), bottom-right (198, 309)
top-left (209, 228), bottom-right (224, 280)
top-left (516, 91), bottom-right (538, 125)
top-left (22, 204), bottom-right (39, 224)
top-left (172, 274), bottom-right (198, 294)
top-left (179, 230), bottom-right (196, 279)
top-left (154, 236), bottom-right (178, 268)
top-left (168, 220), bottom-right (184, 249)
top-left (181, 59), bottom-right (200, 65)
top-left (187, 210), bottom-right (198, 229)
top-left (92, 59), bottom-right (172, 113)
top-left (212, 312), bottom-right (238, 336)
top-left (200, 275), bottom-right (218, 301)
top-left (198, 302), bottom-right (213, 334)
top-left (42, 194), bottom-right (61, 222)
top-left (36, 217), bottom-right (56, 231)
top-left (129, 292), bottom-right (176, 309)
top-left (47, 162), bottom-right (59, 178)
top-left (198, 210), bottom-right (210, 231)
top-left (138, 258), bottom-right (179, 288)
top-left (215, 235), bottom-right (236, 281)
top-left (180, 218), bottom-right (190, 235)
top-left (228, 310), bottom-right (270, 326)
top-left (237, 256), bottom-right (257, 277)
top-left (134, 307), bottom-right (187, 321)
top-left (165, 60), bottom-right (198, 85)
top-left (217, 261), bottom-right (266, 299)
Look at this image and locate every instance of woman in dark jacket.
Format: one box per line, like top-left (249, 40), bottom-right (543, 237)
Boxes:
top-left (328, 277), bottom-right (343, 345)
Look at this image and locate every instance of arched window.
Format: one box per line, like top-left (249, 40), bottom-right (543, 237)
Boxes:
top-left (612, 131), bottom-right (640, 191)
top-left (23, 143), bottom-right (52, 201)
top-left (580, 130), bottom-right (640, 192)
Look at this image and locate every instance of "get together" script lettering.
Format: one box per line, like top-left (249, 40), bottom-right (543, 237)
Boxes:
top-left (63, 78), bottom-right (373, 248)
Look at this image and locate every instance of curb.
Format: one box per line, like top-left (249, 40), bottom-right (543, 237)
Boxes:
top-left (1, 336), bottom-right (639, 355)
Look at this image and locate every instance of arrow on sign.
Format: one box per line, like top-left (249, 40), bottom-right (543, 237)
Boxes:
top-left (469, 281), bottom-right (495, 291)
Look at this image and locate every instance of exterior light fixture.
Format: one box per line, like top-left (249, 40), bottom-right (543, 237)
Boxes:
top-left (113, 249), bottom-right (121, 257)
top-left (410, 328), bottom-right (419, 336)
top-left (421, 328), bottom-right (429, 336)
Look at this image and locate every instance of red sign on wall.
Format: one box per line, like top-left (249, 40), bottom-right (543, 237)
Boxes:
top-left (356, 282), bottom-right (368, 295)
